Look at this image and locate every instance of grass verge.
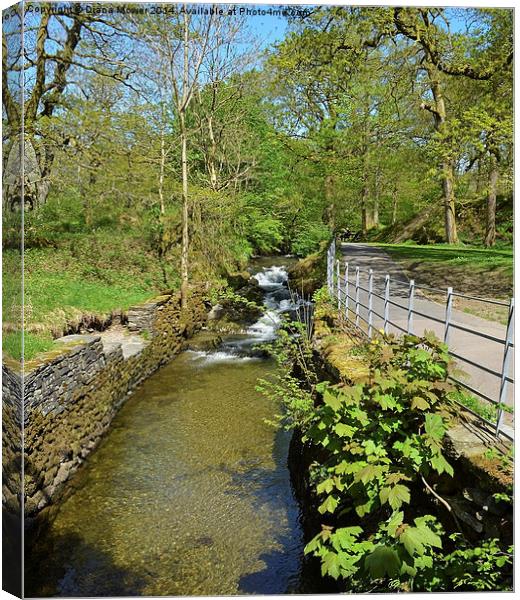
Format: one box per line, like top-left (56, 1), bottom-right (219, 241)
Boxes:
top-left (371, 242), bottom-right (513, 324)
top-left (3, 231), bottom-right (178, 361)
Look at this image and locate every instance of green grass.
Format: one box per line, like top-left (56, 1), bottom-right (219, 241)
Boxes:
top-left (2, 332), bottom-right (55, 362)
top-left (25, 274), bottom-right (154, 325)
top-left (369, 243), bottom-right (512, 307)
top-left (3, 230), bottom-right (179, 362)
top-left (371, 242), bottom-right (513, 275)
top-left (448, 390), bottom-right (498, 423)
top-left (365, 242), bottom-right (513, 324)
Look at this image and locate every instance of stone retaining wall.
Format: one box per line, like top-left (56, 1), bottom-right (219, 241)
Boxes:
top-left (2, 362), bottom-right (22, 515)
top-left (3, 290), bottom-right (207, 519)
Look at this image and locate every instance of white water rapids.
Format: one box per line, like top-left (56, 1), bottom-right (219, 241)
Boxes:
top-left (189, 264), bottom-right (302, 365)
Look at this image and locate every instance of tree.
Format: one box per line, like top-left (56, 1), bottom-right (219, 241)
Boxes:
top-left (391, 7), bottom-right (512, 243)
top-left (132, 6), bottom-right (218, 308)
top-left (191, 14), bottom-right (258, 193)
top-left (2, 2), bottom-right (135, 209)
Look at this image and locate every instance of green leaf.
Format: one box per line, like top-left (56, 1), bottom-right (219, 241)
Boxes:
top-left (411, 396), bottom-right (430, 410)
top-left (322, 551), bottom-right (342, 579)
top-left (334, 422), bottom-right (355, 438)
top-left (412, 348), bottom-right (432, 362)
top-left (315, 381), bottom-right (331, 394)
top-left (424, 413), bottom-right (445, 440)
top-left (385, 472), bottom-right (410, 485)
top-left (316, 478), bottom-right (335, 495)
top-left (318, 494), bottom-right (339, 514)
top-left (430, 452), bottom-right (454, 476)
top-left (331, 526), bottom-right (362, 552)
top-left (355, 464), bottom-right (384, 484)
top-left (351, 407), bottom-right (370, 425)
top-left (400, 526), bottom-right (426, 557)
top-left (380, 484), bottom-right (410, 510)
top-left (365, 545), bottom-right (402, 579)
top-left (375, 392), bottom-right (398, 410)
top-left (413, 517), bottom-right (443, 549)
top-left (387, 511), bottom-right (404, 537)
top-left (323, 389), bottom-right (342, 411)
top-left (399, 518), bottom-right (441, 558)
top-left (334, 526), bottom-right (363, 548)
top-left (389, 484), bottom-right (411, 509)
top-left (355, 496), bottom-right (376, 517)
top-left (304, 533), bottom-right (322, 555)
top-left (414, 554), bottom-right (434, 570)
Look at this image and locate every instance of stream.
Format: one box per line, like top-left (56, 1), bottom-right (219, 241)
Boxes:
top-left (26, 258), bottom-right (314, 596)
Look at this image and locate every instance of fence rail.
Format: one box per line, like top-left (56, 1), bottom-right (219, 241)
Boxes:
top-left (327, 240), bottom-right (514, 440)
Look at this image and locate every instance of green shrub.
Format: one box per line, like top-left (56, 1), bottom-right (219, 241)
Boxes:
top-left (261, 327), bottom-right (513, 592)
top-left (247, 212), bottom-right (284, 254)
top-left (291, 221), bottom-right (331, 256)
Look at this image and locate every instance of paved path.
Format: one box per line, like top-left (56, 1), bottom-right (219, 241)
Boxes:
top-left (337, 244), bottom-right (514, 437)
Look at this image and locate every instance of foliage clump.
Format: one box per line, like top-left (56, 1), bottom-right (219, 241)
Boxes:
top-left (261, 322), bottom-right (513, 592)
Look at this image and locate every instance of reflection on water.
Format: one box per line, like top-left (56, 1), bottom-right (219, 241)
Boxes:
top-left (26, 265), bottom-right (312, 596)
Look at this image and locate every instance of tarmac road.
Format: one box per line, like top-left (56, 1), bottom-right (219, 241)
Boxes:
top-left (336, 243), bottom-right (514, 438)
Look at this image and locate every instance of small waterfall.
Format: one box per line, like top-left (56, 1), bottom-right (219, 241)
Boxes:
top-left (190, 264), bottom-right (304, 365)
top-left (187, 350), bottom-right (256, 364)
top-left (245, 266), bottom-right (291, 342)
top-left (253, 265), bottom-right (289, 290)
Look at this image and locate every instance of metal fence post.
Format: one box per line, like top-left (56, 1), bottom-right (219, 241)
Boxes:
top-left (355, 267), bottom-right (360, 328)
top-left (326, 246), bottom-right (330, 293)
top-left (496, 298), bottom-right (514, 436)
top-left (327, 245), bottom-right (332, 295)
top-left (368, 269), bottom-right (374, 338)
top-left (344, 263), bottom-right (349, 318)
top-left (444, 287), bottom-right (453, 345)
top-left (336, 259), bottom-right (341, 310)
top-left (384, 274), bottom-right (390, 335)
top-left (407, 279), bottom-right (415, 334)
top-left (328, 244), bottom-right (334, 296)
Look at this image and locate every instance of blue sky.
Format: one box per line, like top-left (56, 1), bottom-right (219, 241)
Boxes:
top-left (235, 6), bottom-right (289, 47)
top-left (237, 4), bottom-right (477, 51)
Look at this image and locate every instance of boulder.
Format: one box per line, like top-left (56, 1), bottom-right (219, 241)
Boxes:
top-left (208, 304), bottom-right (224, 320)
top-left (226, 271), bottom-right (252, 290)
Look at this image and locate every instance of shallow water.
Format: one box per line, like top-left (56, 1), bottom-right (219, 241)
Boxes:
top-left (26, 263), bottom-right (311, 597)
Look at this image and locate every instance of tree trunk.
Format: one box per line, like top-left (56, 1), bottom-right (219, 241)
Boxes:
top-left (427, 67), bottom-right (458, 244)
top-left (476, 158), bottom-right (483, 196)
top-left (372, 167), bottom-right (380, 228)
top-left (179, 111), bottom-right (189, 310)
top-left (79, 164), bottom-right (94, 228)
top-left (442, 160), bottom-right (458, 244)
top-left (179, 5), bottom-right (190, 311)
top-left (391, 186), bottom-right (398, 225)
top-left (361, 173), bottom-right (370, 235)
top-left (207, 114), bottom-right (218, 191)
top-left (158, 129), bottom-right (166, 215)
top-left (324, 173), bottom-right (335, 231)
top-left (484, 154), bottom-right (498, 247)
top-left (359, 143), bottom-right (371, 234)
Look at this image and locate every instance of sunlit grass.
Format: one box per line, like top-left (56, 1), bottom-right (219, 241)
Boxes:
top-left (2, 230), bottom-right (176, 361)
top-left (372, 242), bottom-right (513, 275)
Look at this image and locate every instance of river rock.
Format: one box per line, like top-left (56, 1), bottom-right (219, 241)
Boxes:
top-left (54, 461), bottom-right (74, 486)
top-left (208, 304), bottom-right (224, 320)
top-left (226, 270), bottom-right (252, 290)
top-left (235, 284), bottom-right (264, 305)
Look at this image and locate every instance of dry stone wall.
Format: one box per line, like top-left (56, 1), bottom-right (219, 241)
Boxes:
top-left (2, 290), bottom-right (207, 519)
top-left (2, 362), bottom-right (22, 515)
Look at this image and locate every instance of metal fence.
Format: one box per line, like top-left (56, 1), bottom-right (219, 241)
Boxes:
top-left (327, 240), bottom-right (514, 440)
